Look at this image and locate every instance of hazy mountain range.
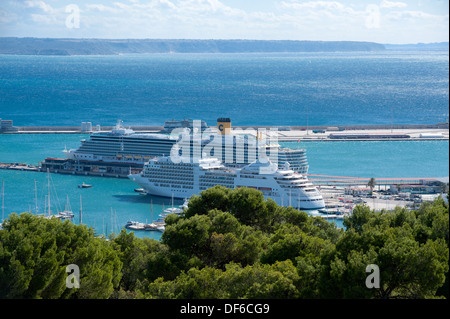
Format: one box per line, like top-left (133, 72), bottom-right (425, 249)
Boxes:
top-left (0, 38), bottom-right (386, 55)
top-left (0, 38), bottom-right (447, 55)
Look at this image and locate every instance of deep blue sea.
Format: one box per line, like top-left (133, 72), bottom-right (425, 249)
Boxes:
top-left (0, 51), bottom-right (449, 238)
top-left (0, 51), bottom-right (448, 127)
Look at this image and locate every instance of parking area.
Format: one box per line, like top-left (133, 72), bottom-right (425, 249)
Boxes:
top-left (318, 185), bottom-right (416, 212)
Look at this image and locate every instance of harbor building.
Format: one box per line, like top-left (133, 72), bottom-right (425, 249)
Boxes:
top-left (81, 122), bottom-right (93, 133)
top-left (0, 118), bottom-right (18, 133)
top-left (162, 118), bottom-right (208, 133)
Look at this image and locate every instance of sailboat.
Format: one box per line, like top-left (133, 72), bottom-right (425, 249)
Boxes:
top-left (144, 199), bottom-right (158, 231)
top-left (0, 180), bottom-right (4, 229)
top-left (159, 194), bottom-right (183, 218)
top-left (1, 180), bottom-right (4, 221)
top-left (44, 169), bottom-right (54, 219)
top-left (55, 195), bottom-right (75, 220)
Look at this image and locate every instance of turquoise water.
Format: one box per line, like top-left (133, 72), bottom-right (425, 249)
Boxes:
top-left (1, 134), bottom-right (448, 237)
top-left (1, 51), bottom-right (448, 236)
top-left (0, 51), bottom-right (448, 127)
top-left (282, 140), bottom-right (449, 178)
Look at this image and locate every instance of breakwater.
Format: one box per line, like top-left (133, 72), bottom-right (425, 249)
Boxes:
top-left (6, 123), bottom-right (449, 135)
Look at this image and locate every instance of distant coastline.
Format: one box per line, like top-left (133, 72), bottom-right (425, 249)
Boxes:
top-left (384, 42), bottom-right (449, 51)
top-left (0, 38), bottom-right (388, 56)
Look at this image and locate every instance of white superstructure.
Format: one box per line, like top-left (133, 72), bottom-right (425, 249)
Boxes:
top-left (63, 120), bottom-right (310, 173)
top-left (128, 157), bottom-right (324, 210)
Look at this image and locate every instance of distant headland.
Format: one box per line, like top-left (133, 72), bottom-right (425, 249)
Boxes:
top-left (0, 38), bottom-right (388, 55)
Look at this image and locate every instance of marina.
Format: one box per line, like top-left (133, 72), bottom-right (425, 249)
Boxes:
top-left (0, 51), bottom-right (448, 239)
top-left (0, 5), bottom-right (448, 300)
top-left (1, 129), bottom-right (448, 232)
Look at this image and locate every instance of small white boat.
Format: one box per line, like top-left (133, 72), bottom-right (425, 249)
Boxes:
top-left (56, 195), bottom-right (75, 219)
top-left (134, 188), bottom-right (144, 193)
top-left (55, 211), bottom-right (75, 219)
top-left (159, 207), bottom-right (183, 218)
top-left (180, 198), bottom-right (189, 210)
top-left (78, 182), bottom-right (92, 188)
top-left (125, 220), bottom-right (146, 230)
top-left (144, 223), bottom-right (158, 231)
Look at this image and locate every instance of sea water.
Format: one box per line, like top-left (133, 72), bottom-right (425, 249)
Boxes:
top-left (0, 133), bottom-right (448, 238)
top-left (0, 51), bottom-right (449, 237)
top-left (0, 51), bottom-right (448, 127)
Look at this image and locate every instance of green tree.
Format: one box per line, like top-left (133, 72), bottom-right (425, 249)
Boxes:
top-left (327, 213), bottom-right (449, 299)
top-left (261, 224), bottom-right (331, 265)
top-left (367, 177), bottom-right (376, 194)
top-left (0, 213), bottom-right (122, 299)
top-left (145, 260), bottom-right (300, 299)
top-left (343, 204), bottom-right (376, 233)
top-left (184, 186), bottom-right (232, 218)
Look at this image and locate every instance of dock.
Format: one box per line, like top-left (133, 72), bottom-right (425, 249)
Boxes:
top-left (124, 220), bottom-right (165, 232)
top-left (0, 162), bottom-right (40, 171)
top-left (1, 123), bottom-right (448, 142)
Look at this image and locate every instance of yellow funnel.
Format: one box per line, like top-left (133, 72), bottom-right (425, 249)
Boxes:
top-left (217, 118), bottom-right (231, 135)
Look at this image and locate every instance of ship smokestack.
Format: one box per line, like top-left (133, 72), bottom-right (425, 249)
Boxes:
top-left (217, 118), bottom-right (231, 135)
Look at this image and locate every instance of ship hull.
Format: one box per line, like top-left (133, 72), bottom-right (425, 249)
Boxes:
top-left (129, 174), bottom-right (325, 210)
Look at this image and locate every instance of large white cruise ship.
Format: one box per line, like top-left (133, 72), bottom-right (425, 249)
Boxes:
top-left (63, 119), bottom-right (310, 174)
top-left (128, 156), bottom-right (325, 210)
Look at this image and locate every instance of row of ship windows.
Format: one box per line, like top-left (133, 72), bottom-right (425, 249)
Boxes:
top-left (89, 139), bottom-right (308, 154)
top-left (199, 182), bottom-right (234, 187)
top-left (150, 179), bottom-right (194, 185)
top-left (155, 183), bottom-right (194, 189)
top-left (82, 141), bottom-right (308, 151)
top-left (150, 164), bottom-right (195, 169)
top-left (86, 139), bottom-right (176, 145)
top-left (278, 185), bottom-right (312, 189)
top-left (143, 172), bottom-right (194, 178)
top-left (78, 150), bottom-right (308, 164)
top-left (81, 145), bottom-right (308, 154)
top-left (204, 173), bottom-right (238, 178)
top-left (80, 145), bottom-right (173, 151)
top-left (276, 180), bottom-right (309, 185)
top-left (200, 176), bottom-right (234, 181)
top-left (145, 168), bottom-right (194, 173)
top-left (240, 175), bottom-right (267, 179)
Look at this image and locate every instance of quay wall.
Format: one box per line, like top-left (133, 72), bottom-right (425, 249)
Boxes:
top-left (8, 123), bottom-right (450, 134)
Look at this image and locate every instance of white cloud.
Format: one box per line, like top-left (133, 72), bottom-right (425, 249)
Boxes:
top-left (25, 0), bottom-right (54, 13)
top-left (380, 1), bottom-right (407, 9)
top-left (0, 0), bottom-right (448, 43)
top-left (281, 1), bottom-right (346, 10)
top-left (85, 4), bottom-right (122, 14)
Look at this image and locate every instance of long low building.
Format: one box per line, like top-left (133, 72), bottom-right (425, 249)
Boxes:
top-left (328, 132), bottom-right (410, 139)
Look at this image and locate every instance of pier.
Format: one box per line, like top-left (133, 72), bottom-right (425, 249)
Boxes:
top-left (0, 162), bottom-right (39, 171)
top-left (306, 174), bottom-right (449, 187)
top-left (2, 123), bottom-right (448, 142)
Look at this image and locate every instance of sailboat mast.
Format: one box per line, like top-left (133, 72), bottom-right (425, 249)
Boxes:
top-left (47, 169), bottom-right (51, 216)
top-left (1, 180), bottom-right (4, 221)
top-left (34, 180), bottom-right (38, 215)
top-left (289, 189), bottom-right (292, 207)
top-left (110, 207), bottom-right (113, 235)
top-left (151, 199), bottom-right (153, 223)
top-left (79, 195), bottom-right (83, 225)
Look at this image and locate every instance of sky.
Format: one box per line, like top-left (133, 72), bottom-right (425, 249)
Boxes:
top-left (0, 0), bottom-right (448, 43)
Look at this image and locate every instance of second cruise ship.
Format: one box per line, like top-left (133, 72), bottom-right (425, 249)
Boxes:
top-left (43, 118), bottom-right (309, 177)
top-left (128, 156), bottom-right (325, 210)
